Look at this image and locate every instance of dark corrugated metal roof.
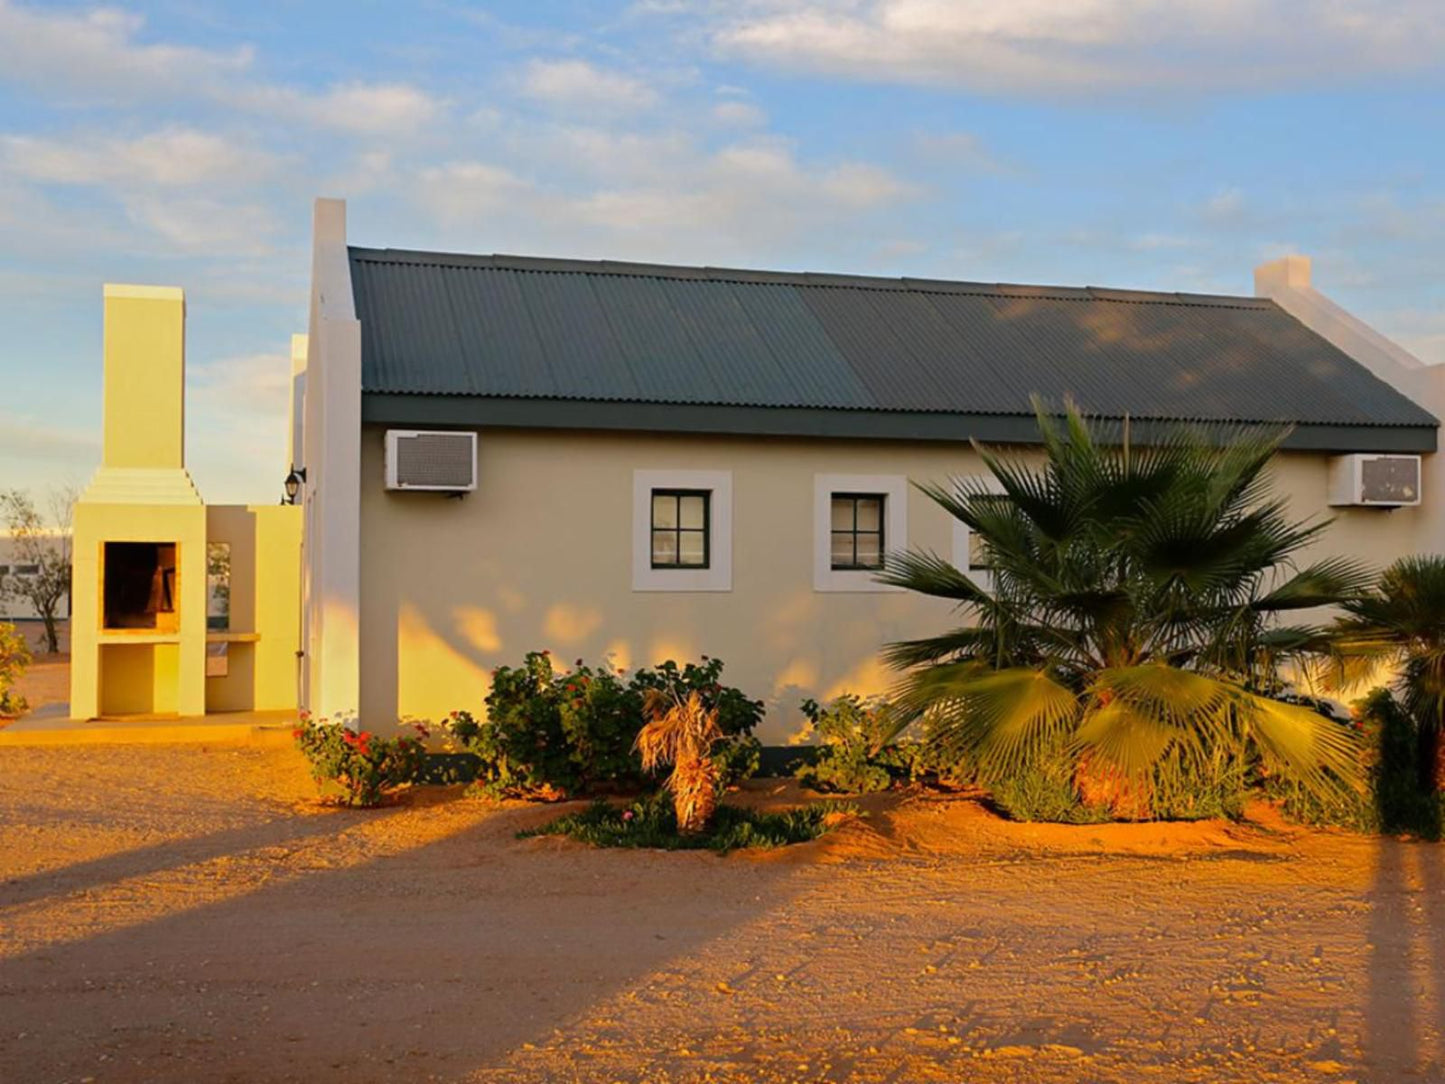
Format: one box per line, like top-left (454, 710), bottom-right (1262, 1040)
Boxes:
top-left (348, 247), bottom-right (1437, 433)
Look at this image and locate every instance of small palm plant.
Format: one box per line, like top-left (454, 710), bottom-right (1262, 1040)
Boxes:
top-left (1328, 556), bottom-right (1445, 792)
top-left (880, 402), bottom-right (1365, 814)
top-left (636, 689), bottom-right (724, 834)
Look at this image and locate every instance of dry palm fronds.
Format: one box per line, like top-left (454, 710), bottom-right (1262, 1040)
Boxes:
top-left (636, 690), bottom-right (723, 834)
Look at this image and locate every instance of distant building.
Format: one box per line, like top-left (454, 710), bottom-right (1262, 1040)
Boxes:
top-left (0, 530), bottom-right (70, 622)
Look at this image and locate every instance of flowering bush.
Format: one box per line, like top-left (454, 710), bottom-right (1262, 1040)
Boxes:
top-left (293, 713), bottom-right (428, 807)
top-left (0, 621), bottom-right (30, 717)
top-left (444, 652), bottom-right (764, 800)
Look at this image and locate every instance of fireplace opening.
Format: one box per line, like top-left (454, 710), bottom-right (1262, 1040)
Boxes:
top-left (103, 542), bottom-right (178, 631)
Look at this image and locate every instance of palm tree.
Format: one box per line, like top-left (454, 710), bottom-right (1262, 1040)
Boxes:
top-left (880, 402), bottom-right (1365, 813)
top-left (1328, 556), bottom-right (1445, 792)
top-left (636, 689), bottom-right (724, 834)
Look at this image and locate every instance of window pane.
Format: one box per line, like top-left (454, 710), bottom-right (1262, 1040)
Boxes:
top-left (652, 493), bottom-right (677, 528)
top-left (206, 542), bottom-right (231, 632)
top-left (652, 530), bottom-right (678, 565)
top-left (855, 532), bottom-right (882, 568)
top-left (679, 530), bottom-right (706, 566)
top-left (968, 531), bottom-right (991, 571)
top-left (831, 532), bottom-right (855, 566)
top-left (855, 497), bottom-right (882, 532)
top-left (679, 494), bottom-right (706, 529)
top-left (830, 496), bottom-right (853, 530)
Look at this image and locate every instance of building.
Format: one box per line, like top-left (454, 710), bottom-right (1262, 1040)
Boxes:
top-left (0, 531), bottom-right (71, 625)
top-left (68, 287), bottom-right (301, 719)
top-left (292, 199), bottom-right (1441, 742)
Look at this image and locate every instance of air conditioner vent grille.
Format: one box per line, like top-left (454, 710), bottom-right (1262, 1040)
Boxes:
top-left (1360, 456), bottom-right (1419, 505)
top-left (385, 430), bottom-right (477, 491)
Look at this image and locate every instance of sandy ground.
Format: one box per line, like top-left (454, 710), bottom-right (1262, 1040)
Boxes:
top-left (1, 745), bottom-right (1443, 1084)
top-left (8, 652), bottom-right (69, 719)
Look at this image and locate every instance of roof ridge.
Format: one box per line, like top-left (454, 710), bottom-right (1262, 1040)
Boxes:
top-left (346, 246), bottom-right (1270, 309)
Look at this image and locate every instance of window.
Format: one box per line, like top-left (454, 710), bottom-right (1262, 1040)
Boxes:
top-left (13, 564), bottom-right (39, 576)
top-left (951, 476), bottom-right (1007, 585)
top-left (207, 542), bottom-right (232, 631)
top-left (830, 493), bottom-right (886, 570)
top-left (813, 474), bottom-right (907, 592)
top-left (633, 470), bottom-right (732, 592)
top-left (650, 490), bottom-right (710, 569)
top-left (966, 530), bottom-right (991, 572)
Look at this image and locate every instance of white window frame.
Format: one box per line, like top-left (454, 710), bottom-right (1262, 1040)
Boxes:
top-left (633, 469), bottom-right (732, 592)
top-left (814, 473), bottom-right (907, 593)
top-left (950, 474), bottom-right (1005, 590)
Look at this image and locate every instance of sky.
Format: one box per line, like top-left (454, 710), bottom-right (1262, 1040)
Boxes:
top-left (1, 0), bottom-right (1443, 507)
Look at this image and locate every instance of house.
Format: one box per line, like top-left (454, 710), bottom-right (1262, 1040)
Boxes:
top-left (293, 199), bottom-right (1443, 742)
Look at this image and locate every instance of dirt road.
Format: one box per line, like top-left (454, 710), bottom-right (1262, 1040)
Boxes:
top-left (1, 743), bottom-right (1441, 1083)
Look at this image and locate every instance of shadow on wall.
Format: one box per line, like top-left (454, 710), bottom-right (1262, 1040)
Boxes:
top-left (362, 576), bottom-right (919, 740)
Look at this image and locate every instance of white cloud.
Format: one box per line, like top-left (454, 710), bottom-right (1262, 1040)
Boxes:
top-left (235, 81), bottom-right (444, 136)
top-left (1199, 187), bottom-right (1249, 226)
top-left (820, 162), bottom-right (918, 207)
top-left (521, 59), bottom-right (659, 111)
top-left (713, 100), bottom-right (766, 126)
top-left (413, 131), bottom-right (918, 260)
top-left (124, 197), bottom-right (280, 256)
top-left (416, 162), bottom-right (535, 223)
top-left (913, 131), bottom-right (1009, 174)
top-left (0, 413), bottom-right (100, 476)
top-left (1, 128), bottom-right (278, 189)
top-left (186, 353), bottom-right (293, 503)
top-left (0, 2), bottom-right (441, 137)
top-left (700, 0), bottom-right (1445, 93)
top-left (0, 0), bottom-right (252, 100)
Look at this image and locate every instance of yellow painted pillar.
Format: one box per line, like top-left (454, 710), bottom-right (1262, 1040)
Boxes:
top-left (72, 285), bottom-right (207, 719)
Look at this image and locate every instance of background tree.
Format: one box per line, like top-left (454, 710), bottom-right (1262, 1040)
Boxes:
top-left (1, 486), bottom-right (75, 655)
top-left (1327, 556), bottom-right (1445, 792)
top-left (880, 403), bottom-right (1365, 815)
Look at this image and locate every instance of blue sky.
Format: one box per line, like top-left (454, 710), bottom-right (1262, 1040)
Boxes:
top-left (2, 0), bottom-right (1443, 505)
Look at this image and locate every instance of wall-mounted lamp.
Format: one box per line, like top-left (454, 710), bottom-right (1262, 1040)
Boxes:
top-left (283, 466), bottom-right (307, 505)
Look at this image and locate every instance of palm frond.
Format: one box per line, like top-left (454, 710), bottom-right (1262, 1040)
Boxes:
top-left (1238, 691), bottom-right (1361, 794)
top-left (899, 665), bottom-right (1080, 776)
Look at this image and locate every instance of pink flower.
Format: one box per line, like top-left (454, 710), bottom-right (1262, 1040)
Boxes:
top-left (622, 810), bottom-right (635, 822)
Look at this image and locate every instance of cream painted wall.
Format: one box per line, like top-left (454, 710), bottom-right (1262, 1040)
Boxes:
top-left (205, 504), bottom-right (302, 713)
top-left (357, 426), bottom-right (1430, 743)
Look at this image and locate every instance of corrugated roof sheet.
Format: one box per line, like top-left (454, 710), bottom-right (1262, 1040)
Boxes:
top-left (348, 247), bottom-right (1437, 431)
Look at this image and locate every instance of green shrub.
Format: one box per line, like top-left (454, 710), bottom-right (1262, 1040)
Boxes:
top-left (629, 657), bottom-right (764, 738)
top-left (293, 715), bottom-right (427, 807)
top-left (518, 793), bottom-right (856, 853)
top-left (1147, 750), bottom-right (1248, 822)
top-left (0, 621), bottom-right (30, 717)
top-left (445, 652), bottom-right (763, 800)
top-left (1275, 690), bottom-right (1444, 839)
top-left (794, 695), bottom-right (915, 794)
top-left (988, 756), bottom-right (1111, 824)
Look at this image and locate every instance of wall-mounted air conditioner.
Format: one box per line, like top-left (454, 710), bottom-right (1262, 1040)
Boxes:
top-left (1328, 453), bottom-right (1421, 507)
top-left (384, 430), bottom-right (477, 492)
